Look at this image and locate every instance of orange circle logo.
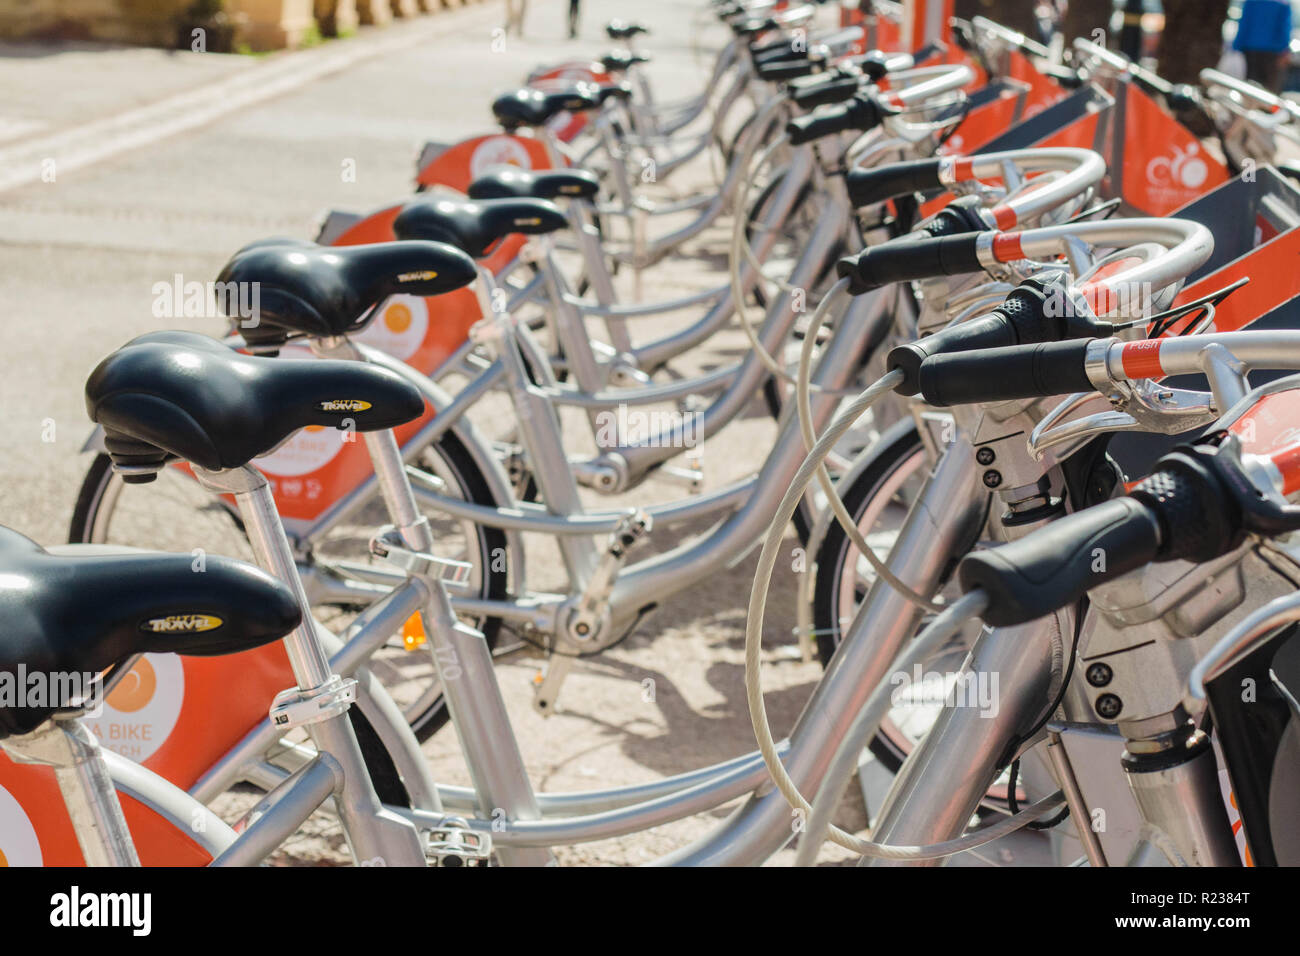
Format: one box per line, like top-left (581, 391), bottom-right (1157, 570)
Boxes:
top-left (0, 847), bottom-right (8, 867)
top-left (384, 302), bottom-right (413, 334)
top-left (107, 657), bottom-right (157, 713)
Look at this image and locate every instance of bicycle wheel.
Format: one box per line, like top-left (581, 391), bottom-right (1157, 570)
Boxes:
top-left (744, 164), bottom-right (844, 312)
top-left (68, 429), bottom-right (508, 743)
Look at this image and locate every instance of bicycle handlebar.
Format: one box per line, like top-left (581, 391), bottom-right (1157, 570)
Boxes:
top-left (836, 230), bottom-right (983, 290)
top-left (786, 92), bottom-right (882, 144)
top-left (916, 338), bottom-right (1097, 405)
top-left (786, 49), bottom-right (915, 110)
top-left (960, 496), bottom-right (1164, 626)
top-left (959, 436), bottom-right (1300, 626)
top-left (839, 217), bottom-right (1209, 301)
top-left (979, 219), bottom-right (1214, 311)
top-left (968, 15), bottom-right (1052, 60)
top-left (790, 72), bottom-right (863, 109)
top-left (844, 50), bottom-right (912, 81)
top-left (1073, 37), bottom-right (1174, 98)
top-left (917, 325), bottom-right (1300, 410)
top-left (1200, 67), bottom-right (1299, 118)
top-left (845, 147), bottom-right (1105, 226)
top-left (888, 273), bottom-right (1115, 395)
top-left (1087, 330), bottom-right (1300, 384)
top-left (757, 56), bottom-right (825, 81)
top-left (845, 157), bottom-right (944, 207)
top-left (885, 63), bottom-right (977, 106)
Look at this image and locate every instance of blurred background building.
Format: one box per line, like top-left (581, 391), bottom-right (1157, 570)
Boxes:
top-left (0, 0), bottom-right (476, 52)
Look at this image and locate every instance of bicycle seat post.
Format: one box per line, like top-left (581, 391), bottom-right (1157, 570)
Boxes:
top-left (3, 718), bottom-right (140, 866)
top-left (192, 462), bottom-right (427, 866)
top-left (194, 464), bottom-right (334, 691)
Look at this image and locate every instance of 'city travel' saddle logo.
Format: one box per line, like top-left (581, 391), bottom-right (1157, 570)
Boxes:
top-left (396, 270), bottom-right (438, 283)
top-left (319, 399), bottom-right (372, 413)
top-left (140, 614), bottom-right (223, 634)
top-left (514, 218), bottom-right (542, 227)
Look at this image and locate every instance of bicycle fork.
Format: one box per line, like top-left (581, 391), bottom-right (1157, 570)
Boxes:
top-left (865, 612), bottom-right (1072, 866)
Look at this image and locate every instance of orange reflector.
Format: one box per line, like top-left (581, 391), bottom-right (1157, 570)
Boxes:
top-left (402, 613), bottom-right (427, 651)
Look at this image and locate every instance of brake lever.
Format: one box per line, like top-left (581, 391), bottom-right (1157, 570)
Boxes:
top-left (1028, 392), bottom-right (1140, 461)
top-left (1029, 380), bottom-right (1219, 461)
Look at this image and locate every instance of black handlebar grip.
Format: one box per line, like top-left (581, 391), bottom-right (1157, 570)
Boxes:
top-left (754, 44), bottom-right (808, 65)
top-left (834, 232), bottom-right (982, 293)
top-left (786, 94), bottom-right (881, 146)
top-left (751, 35), bottom-right (800, 57)
top-left (845, 158), bottom-right (944, 208)
top-left (889, 314), bottom-right (1022, 396)
top-left (915, 338), bottom-right (1095, 407)
top-left (915, 200), bottom-right (988, 238)
top-left (791, 75), bottom-right (862, 109)
top-left (888, 273), bottom-right (1068, 395)
top-left (1166, 83), bottom-right (1202, 112)
top-left (958, 497), bottom-right (1162, 626)
top-left (757, 58), bottom-right (821, 82)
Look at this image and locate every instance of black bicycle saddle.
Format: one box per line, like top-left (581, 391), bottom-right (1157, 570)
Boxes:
top-left (216, 238), bottom-right (477, 352)
top-left (606, 19), bottom-right (649, 40)
top-left (0, 525), bottom-right (301, 737)
top-left (468, 167), bottom-right (599, 202)
top-left (85, 331), bottom-right (425, 481)
top-left (601, 50), bottom-right (651, 73)
top-left (392, 196), bottom-right (568, 257)
top-left (492, 86), bottom-right (601, 129)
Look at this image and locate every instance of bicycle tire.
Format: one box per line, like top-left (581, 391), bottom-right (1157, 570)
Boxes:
top-left (68, 429), bottom-right (509, 745)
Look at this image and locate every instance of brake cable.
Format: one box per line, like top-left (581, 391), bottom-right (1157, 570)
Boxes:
top-left (797, 278), bottom-right (943, 613)
top-left (743, 367), bottom-right (1068, 858)
top-left (728, 131), bottom-right (869, 393)
top-left (1064, 196), bottom-right (1121, 224)
top-left (1132, 277), bottom-right (1249, 339)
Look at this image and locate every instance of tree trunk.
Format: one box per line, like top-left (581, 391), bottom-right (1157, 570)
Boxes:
top-left (1058, 0), bottom-right (1112, 48)
top-left (1158, 0), bottom-right (1230, 84)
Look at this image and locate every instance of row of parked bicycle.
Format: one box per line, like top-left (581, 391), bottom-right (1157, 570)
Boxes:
top-left (4, 0), bottom-right (1300, 867)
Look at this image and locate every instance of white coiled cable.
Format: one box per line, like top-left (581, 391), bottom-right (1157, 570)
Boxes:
top-left (743, 368), bottom-right (1066, 860)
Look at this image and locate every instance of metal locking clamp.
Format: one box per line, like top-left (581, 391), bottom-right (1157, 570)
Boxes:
top-left (268, 674), bottom-right (358, 731)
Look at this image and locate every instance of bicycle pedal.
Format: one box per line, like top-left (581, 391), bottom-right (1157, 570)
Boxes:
top-left (426, 826), bottom-right (492, 867)
top-left (532, 652), bottom-right (575, 716)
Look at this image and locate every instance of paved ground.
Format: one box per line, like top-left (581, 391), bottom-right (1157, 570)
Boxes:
top-left (0, 0), bottom-right (868, 864)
